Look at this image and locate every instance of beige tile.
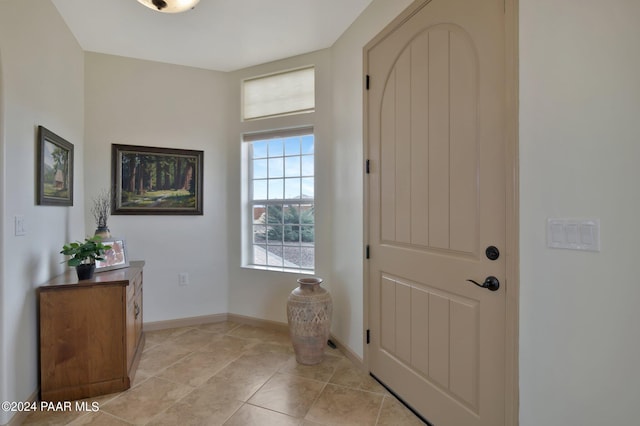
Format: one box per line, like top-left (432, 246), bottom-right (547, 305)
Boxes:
top-left (22, 407), bottom-right (85, 426)
top-left (278, 352), bottom-right (343, 382)
top-left (130, 368), bottom-right (152, 388)
top-left (197, 374), bottom-right (265, 403)
top-left (198, 334), bottom-right (257, 355)
top-left (377, 396), bottom-right (427, 425)
top-left (229, 350), bottom-right (292, 373)
top-left (25, 325), bottom-right (424, 426)
top-left (144, 326), bottom-right (195, 347)
top-left (136, 341), bottom-right (192, 377)
top-left (244, 341), bottom-right (295, 356)
top-left (197, 320), bottom-right (242, 334)
top-left (224, 404), bottom-right (301, 426)
top-left (228, 324), bottom-right (291, 346)
top-left (248, 372), bottom-right (325, 417)
top-left (67, 411), bottom-right (133, 425)
top-left (305, 384), bottom-right (383, 426)
top-left (100, 377), bottom-right (192, 424)
top-left (157, 350), bottom-right (237, 387)
top-left (164, 328), bottom-right (216, 351)
top-left (146, 387), bottom-right (243, 426)
top-left (212, 358), bottom-right (275, 399)
top-left (78, 392), bottom-right (121, 408)
top-left (329, 358), bottom-right (387, 394)
top-left (22, 394), bottom-right (126, 425)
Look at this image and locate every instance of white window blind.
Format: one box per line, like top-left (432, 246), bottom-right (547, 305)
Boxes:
top-left (243, 67), bottom-right (315, 120)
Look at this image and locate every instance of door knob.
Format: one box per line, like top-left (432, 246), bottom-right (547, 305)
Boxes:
top-left (466, 276), bottom-right (500, 291)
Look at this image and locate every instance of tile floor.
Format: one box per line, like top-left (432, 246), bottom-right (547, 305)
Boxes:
top-left (23, 321), bottom-right (425, 425)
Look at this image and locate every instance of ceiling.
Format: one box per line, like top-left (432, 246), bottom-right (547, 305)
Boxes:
top-left (51, 0), bottom-right (374, 72)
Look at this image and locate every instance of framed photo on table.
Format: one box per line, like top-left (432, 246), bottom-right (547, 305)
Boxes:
top-left (95, 238), bottom-right (129, 272)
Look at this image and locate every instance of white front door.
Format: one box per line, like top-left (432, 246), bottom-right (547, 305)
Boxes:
top-left (365, 0), bottom-right (509, 424)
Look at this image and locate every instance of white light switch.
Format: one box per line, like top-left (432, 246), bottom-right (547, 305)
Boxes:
top-left (550, 223), bottom-right (564, 244)
top-left (547, 218), bottom-right (600, 252)
top-left (566, 224), bottom-right (578, 244)
top-left (580, 223), bottom-right (595, 245)
top-left (14, 215), bottom-right (26, 236)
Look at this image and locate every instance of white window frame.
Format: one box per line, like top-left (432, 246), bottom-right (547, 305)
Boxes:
top-left (244, 128), bottom-right (315, 273)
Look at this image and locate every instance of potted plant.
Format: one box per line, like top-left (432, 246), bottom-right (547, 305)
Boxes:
top-left (60, 236), bottom-right (111, 280)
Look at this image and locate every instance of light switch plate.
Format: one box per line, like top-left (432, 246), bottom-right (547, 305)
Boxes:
top-left (14, 215), bottom-right (26, 236)
top-left (547, 218), bottom-right (600, 251)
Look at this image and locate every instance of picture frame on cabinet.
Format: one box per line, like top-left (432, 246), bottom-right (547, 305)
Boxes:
top-left (95, 238), bottom-right (129, 272)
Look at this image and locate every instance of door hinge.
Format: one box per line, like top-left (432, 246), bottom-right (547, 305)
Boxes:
top-left (365, 74), bottom-right (370, 90)
top-left (366, 329), bottom-right (370, 344)
top-left (366, 245), bottom-right (370, 259)
top-left (366, 159), bottom-right (370, 174)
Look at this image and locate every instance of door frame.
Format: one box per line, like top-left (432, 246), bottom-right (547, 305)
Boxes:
top-left (362, 0), bottom-right (520, 424)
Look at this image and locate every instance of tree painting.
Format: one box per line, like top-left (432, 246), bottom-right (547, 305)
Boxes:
top-left (112, 145), bottom-right (203, 214)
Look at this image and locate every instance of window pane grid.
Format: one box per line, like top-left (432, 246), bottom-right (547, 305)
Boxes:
top-left (247, 133), bottom-right (314, 271)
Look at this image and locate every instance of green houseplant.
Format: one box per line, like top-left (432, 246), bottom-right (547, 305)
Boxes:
top-left (60, 236), bottom-right (111, 280)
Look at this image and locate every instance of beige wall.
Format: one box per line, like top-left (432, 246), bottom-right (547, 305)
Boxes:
top-left (0, 1), bottom-right (85, 423)
top-left (329, 0), bottom-right (414, 358)
top-left (84, 53), bottom-right (232, 322)
top-left (519, 0), bottom-right (640, 424)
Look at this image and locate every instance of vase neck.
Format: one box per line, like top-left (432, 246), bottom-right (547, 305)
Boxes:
top-left (297, 277), bottom-right (323, 287)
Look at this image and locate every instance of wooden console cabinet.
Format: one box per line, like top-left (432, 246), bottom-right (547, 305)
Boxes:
top-left (39, 261), bottom-right (145, 402)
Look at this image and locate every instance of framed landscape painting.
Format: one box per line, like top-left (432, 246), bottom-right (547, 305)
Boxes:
top-left (111, 144), bottom-right (203, 215)
top-left (37, 126), bottom-right (74, 206)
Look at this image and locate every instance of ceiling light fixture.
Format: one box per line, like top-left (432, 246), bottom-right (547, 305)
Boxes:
top-left (136, 0), bottom-right (201, 13)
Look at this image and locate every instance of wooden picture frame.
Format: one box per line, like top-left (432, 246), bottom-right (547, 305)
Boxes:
top-left (37, 126), bottom-right (74, 206)
top-left (111, 144), bottom-right (204, 215)
top-left (95, 238), bottom-right (129, 272)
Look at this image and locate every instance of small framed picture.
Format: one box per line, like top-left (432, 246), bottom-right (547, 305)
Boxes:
top-left (37, 126), bottom-right (74, 206)
top-left (95, 238), bottom-right (129, 272)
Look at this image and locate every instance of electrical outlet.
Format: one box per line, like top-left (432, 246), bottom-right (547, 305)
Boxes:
top-left (178, 272), bottom-right (189, 286)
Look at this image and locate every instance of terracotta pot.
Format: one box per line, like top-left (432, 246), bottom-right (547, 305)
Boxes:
top-left (287, 277), bottom-right (332, 365)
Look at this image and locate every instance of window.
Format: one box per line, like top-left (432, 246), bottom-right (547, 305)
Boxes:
top-left (243, 67), bottom-right (315, 120)
top-left (246, 129), bottom-right (314, 271)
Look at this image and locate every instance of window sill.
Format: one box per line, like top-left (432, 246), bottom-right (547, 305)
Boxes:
top-left (241, 264), bottom-right (315, 275)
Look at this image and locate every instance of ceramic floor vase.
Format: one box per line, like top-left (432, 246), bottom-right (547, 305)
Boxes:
top-left (287, 277), bottom-right (332, 365)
